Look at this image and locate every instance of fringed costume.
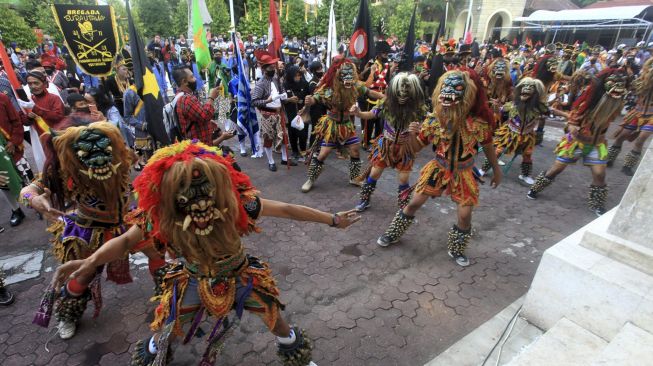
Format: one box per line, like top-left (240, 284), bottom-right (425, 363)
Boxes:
top-left (414, 114), bottom-right (492, 207)
top-left (480, 78), bottom-right (549, 185)
top-left (377, 70), bottom-right (496, 267)
top-left (608, 58), bottom-right (653, 176)
top-left (355, 72), bottom-right (427, 212)
top-left (485, 58), bottom-right (513, 125)
top-left (125, 141), bottom-right (312, 366)
top-left (303, 58), bottom-right (374, 192)
top-left (30, 122), bottom-right (135, 339)
top-left (528, 54), bottom-right (562, 144)
top-left (528, 68), bottom-right (628, 216)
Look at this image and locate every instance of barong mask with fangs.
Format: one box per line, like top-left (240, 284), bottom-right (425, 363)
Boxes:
top-left (175, 168), bottom-right (228, 236)
top-left (546, 57), bottom-right (559, 73)
top-left (72, 129), bottom-right (121, 180)
top-left (492, 60), bottom-right (507, 79)
top-left (439, 73), bottom-right (466, 107)
top-left (339, 63), bottom-right (355, 89)
top-left (604, 73), bottom-right (627, 99)
top-left (519, 81), bottom-right (536, 102)
top-left (397, 77), bottom-right (411, 104)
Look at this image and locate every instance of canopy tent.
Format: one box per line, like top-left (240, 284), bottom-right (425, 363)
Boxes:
top-left (516, 5), bottom-right (651, 22)
top-left (498, 5), bottom-right (653, 46)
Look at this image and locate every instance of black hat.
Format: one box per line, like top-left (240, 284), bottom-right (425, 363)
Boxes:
top-left (490, 48), bottom-right (502, 58)
top-left (67, 93), bottom-right (86, 106)
top-left (375, 40), bottom-right (392, 55)
top-left (459, 44), bottom-right (472, 56)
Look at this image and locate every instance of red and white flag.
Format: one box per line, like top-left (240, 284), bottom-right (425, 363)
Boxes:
top-left (268, 0), bottom-right (283, 58)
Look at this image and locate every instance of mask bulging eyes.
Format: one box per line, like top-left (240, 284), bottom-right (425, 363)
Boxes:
top-left (177, 195), bottom-right (189, 205)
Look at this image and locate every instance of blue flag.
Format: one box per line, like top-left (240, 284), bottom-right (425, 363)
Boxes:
top-left (231, 32), bottom-right (258, 154)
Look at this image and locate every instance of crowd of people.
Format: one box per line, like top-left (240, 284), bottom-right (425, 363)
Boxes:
top-left (0, 29), bottom-right (652, 366)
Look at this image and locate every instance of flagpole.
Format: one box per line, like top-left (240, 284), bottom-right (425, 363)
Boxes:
top-left (229, 0), bottom-right (235, 31)
top-left (444, 0), bottom-right (449, 35)
top-left (464, 0), bottom-right (473, 44)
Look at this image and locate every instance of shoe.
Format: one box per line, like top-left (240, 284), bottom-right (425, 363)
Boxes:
top-left (301, 179), bottom-right (314, 193)
top-left (58, 320), bottom-right (77, 339)
top-left (133, 164), bottom-right (143, 171)
top-left (297, 156), bottom-right (306, 163)
top-left (0, 226), bottom-right (4, 233)
top-left (518, 175), bottom-right (535, 185)
top-left (10, 208), bottom-right (25, 227)
top-left (0, 288), bottom-right (14, 306)
top-left (377, 234), bottom-right (398, 247)
top-left (355, 200), bottom-right (370, 212)
top-left (448, 251), bottom-right (470, 267)
top-left (498, 159), bottom-right (506, 166)
top-left (349, 179), bottom-right (363, 187)
top-left (280, 159), bottom-right (297, 166)
top-left (526, 190), bottom-right (537, 200)
top-left (477, 168), bottom-right (486, 177)
top-left (240, 151), bottom-right (248, 157)
top-left (621, 166), bottom-right (635, 176)
top-left (268, 163), bottom-right (277, 172)
top-left (593, 207), bottom-right (607, 217)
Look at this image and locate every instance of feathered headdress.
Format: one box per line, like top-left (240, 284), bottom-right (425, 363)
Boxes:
top-left (133, 140), bottom-right (257, 241)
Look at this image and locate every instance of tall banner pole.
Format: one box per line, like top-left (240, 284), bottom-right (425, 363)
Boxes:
top-left (463, 0), bottom-right (473, 44)
top-left (229, 0), bottom-right (236, 31)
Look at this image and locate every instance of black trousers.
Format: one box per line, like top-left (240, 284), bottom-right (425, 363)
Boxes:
top-left (288, 124), bottom-right (309, 154)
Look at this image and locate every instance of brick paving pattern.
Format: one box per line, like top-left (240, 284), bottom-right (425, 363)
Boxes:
top-left (0, 120), bottom-right (636, 365)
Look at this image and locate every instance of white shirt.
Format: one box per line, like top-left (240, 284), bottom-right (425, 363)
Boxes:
top-left (266, 82), bottom-right (281, 109)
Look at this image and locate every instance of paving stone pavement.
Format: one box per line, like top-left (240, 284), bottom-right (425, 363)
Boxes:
top-left (0, 119), bottom-right (640, 366)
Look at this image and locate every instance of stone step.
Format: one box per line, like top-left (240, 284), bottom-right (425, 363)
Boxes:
top-left (591, 323), bottom-right (653, 366)
top-left (424, 296), bottom-right (544, 366)
top-left (504, 318), bottom-right (607, 366)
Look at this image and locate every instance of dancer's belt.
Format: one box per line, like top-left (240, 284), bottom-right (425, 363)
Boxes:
top-left (326, 111), bottom-right (350, 124)
top-left (184, 247), bottom-right (248, 279)
top-left (435, 155), bottom-right (475, 171)
top-left (69, 214), bottom-right (120, 229)
top-left (258, 107), bottom-right (280, 114)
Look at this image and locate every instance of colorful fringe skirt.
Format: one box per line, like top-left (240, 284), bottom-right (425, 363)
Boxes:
top-left (368, 135), bottom-right (415, 172)
top-left (313, 115), bottom-right (359, 147)
top-left (493, 124), bottom-right (536, 158)
top-left (415, 156), bottom-right (479, 206)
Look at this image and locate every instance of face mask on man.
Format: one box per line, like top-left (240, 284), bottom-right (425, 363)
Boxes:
top-left (214, 57), bottom-right (222, 63)
top-left (187, 80), bottom-right (197, 90)
top-left (45, 68), bottom-right (54, 75)
top-left (77, 107), bottom-right (91, 114)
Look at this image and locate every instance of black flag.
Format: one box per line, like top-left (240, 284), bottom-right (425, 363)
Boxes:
top-left (348, 0), bottom-right (375, 65)
top-left (398, 4), bottom-right (417, 72)
top-left (125, 0), bottom-right (170, 146)
top-left (428, 11), bottom-right (447, 94)
top-left (51, 4), bottom-right (119, 76)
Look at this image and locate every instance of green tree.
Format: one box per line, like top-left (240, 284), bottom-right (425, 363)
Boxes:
top-left (0, 5), bottom-right (38, 49)
top-left (133, 0), bottom-right (173, 38)
top-left (171, 0), bottom-right (188, 38)
top-left (385, 0), bottom-right (420, 40)
top-left (207, 0), bottom-right (231, 36)
top-left (238, 0), bottom-right (268, 37)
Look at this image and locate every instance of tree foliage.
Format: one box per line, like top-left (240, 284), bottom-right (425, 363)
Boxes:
top-left (170, 0), bottom-right (189, 38)
top-left (133, 0), bottom-right (173, 38)
top-left (207, 0), bottom-right (232, 36)
top-left (0, 5), bottom-right (38, 49)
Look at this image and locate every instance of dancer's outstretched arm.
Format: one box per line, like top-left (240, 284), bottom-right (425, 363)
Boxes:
top-left (51, 225), bottom-right (144, 288)
top-left (260, 199), bottom-right (360, 229)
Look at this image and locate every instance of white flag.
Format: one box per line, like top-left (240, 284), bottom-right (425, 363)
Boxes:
top-left (326, 0), bottom-right (337, 68)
